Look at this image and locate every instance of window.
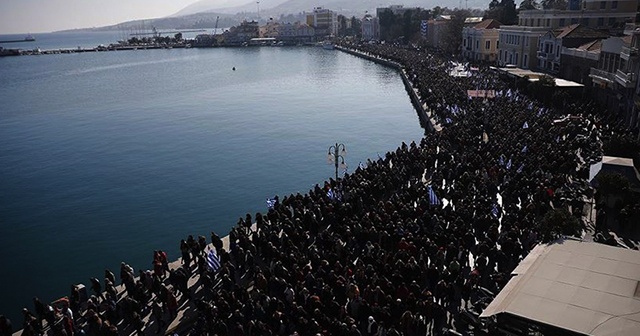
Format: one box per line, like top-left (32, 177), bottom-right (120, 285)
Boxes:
top-left (571, 18), bottom-right (579, 24)
top-left (515, 53), bottom-right (519, 65)
top-left (609, 17), bottom-right (616, 26)
top-left (486, 40), bottom-right (491, 50)
top-left (600, 1), bottom-right (606, 9)
top-left (537, 19), bottom-right (541, 26)
top-left (556, 45), bottom-right (560, 57)
top-left (582, 18), bottom-right (589, 26)
top-left (476, 40), bottom-right (479, 50)
top-left (497, 40), bottom-right (499, 48)
top-left (559, 18), bottom-right (566, 27)
top-left (546, 19), bottom-right (551, 27)
top-left (597, 18), bottom-right (605, 27)
top-left (523, 54), bottom-right (528, 68)
top-left (612, 1), bottom-right (618, 9)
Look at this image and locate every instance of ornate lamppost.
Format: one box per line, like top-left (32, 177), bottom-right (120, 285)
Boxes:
top-left (327, 143), bottom-right (347, 181)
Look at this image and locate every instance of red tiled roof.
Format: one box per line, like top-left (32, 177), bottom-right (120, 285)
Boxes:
top-left (474, 19), bottom-right (501, 29)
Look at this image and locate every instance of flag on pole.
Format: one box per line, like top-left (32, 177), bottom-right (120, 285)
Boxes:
top-left (358, 161), bottom-right (366, 169)
top-left (506, 158), bottom-right (512, 170)
top-left (517, 163), bottom-right (524, 173)
top-left (499, 154), bottom-right (506, 166)
top-left (327, 188), bottom-right (336, 200)
top-left (445, 118), bottom-right (453, 124)
top-left (428, 185), bottom-right (441, 206)
top-left (522, 122), bottom-right (529, 129)
top-left (521, 145), bottom-right (528, 153)
top-left (206, 249), bottom-right (221, 272)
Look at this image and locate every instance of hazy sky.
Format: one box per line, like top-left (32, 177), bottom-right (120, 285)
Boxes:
top-left (0, 0), bottom-right (208, 34)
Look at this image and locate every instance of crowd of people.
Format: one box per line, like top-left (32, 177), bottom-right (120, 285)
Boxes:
top-left (4, 42), bottom-right (627, 336)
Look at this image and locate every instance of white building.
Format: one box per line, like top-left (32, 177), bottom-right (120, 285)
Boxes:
top-left (361, 14), bottom-right (379, 41)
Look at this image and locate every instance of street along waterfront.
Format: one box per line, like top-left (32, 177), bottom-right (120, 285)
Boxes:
top-left (0, 45), bottom-right (424, 321)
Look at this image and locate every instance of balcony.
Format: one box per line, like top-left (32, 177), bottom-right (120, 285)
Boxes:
top-left (536, 51), bottom-right (555, 61)
top-left (615, 69), bottom-right (636, 88)
top-left (589, 68), bottom-right (615, 85)
top-left (621, 46), bottom-right (638, 60)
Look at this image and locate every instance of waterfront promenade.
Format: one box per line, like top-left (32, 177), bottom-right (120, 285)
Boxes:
top-left (5, 42), bottom-right (618, 336)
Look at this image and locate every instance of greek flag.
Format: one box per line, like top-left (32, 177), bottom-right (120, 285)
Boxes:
top-left (358, 161), bottom-right (366, 170)
top-left (428, 185), bottom-right (441, 206)
top-left (555, 136), bottom-right (560, 143)
top-left (499, 154), bottom-right (506, 166)
top-left (517, 163), bottom-right (524, 173)
top-left (266, 197), bottom-right (277, 209)
top-left (522, 122), bottom-right (529, 129)
top-left (327, 188), bottom-right (336, 200)
top-left (445, 118), bottom-right (453, 124)
top-left (537, 108), bottom-right (544, 117)
top-left (506, 158), bottom-right (512, 170)
top-left (491, 203), bottom-right (500, 218)
top-left (206, 249), bottom-right (221, 272)
top-left (521, 145), bottom-right (528, 153)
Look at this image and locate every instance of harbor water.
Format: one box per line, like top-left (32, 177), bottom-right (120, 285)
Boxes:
top-left (0, 33), bottom-right (423, 323)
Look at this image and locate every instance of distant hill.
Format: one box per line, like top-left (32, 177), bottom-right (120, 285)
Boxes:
top-left (176, 0), bottom-right (491, 17)
top-left (61, 0), bottom-right (491, 33)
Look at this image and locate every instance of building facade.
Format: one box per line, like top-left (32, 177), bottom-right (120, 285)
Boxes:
top-left (462, 19), bottom-right (501, 62)
top-left (537, 24), bottom-right (609, 73)
top-left (362, 14), bottom-right (379, 41)
top-left (518, 0), bottom-right (637, 31)
top-left (306, 7), bottom-right (338, 37)
top-left (498, 26), bottom-right (548, 68)
top-left (561, 39), bottom-right (602, 86)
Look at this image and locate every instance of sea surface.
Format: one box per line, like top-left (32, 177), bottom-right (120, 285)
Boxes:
top-left (0, 32), bottom-right (423, 323)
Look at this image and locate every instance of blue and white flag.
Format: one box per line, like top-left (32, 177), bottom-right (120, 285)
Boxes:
top-left (499, 154), bottom-right (506, 166)
top-left (327, 188), bottom-right (336, 200)
top-left (537, 108), bottom-right (544, 117)
top-left (206, 249), bottom-right (221, 272)
top-left (522, 122), bottom-right (529, 129)
top-left (445, 118), bottom-right (453, 124)
top-left (517, 163), bottom-right (524, 173)
top-left (358, 161), bottom-right (366, 170)
top-left (428, 185), bottom-right (441, 206)
top-left (555, 136), bottom-right (560, 143)
top-left (521, 145), bottom-right (528, 153)
top-left (266, 198), bottom-right (277, 209)
top-left (506, 158), bottom-right (512, 170)
top-left (491, 203), bottom-right (500, 218)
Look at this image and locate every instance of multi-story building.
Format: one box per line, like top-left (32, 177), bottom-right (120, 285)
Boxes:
top-left (462, 19), bottom-right (501, 62)
top-left (306, 7), bottom-right (338, 37)
top-left (518, 0), bottom-right (637, 31)
top-left (223, 20), bottom-right (259, 45)
top-left (499, 0), bottom-right (637, 69)
top-left (425, 15), bottom-right (451, 49)
top-left (362, 14), bottom-right (379, 41)
top-left (277, 22), bottom-right (315, 44)
top-left (589, 35), bottom-right (638, 124)
top-left (537, 24), bottom-right (609, 73)
top-left (561, 39), bottom-right (602, 85)
top-left (498, 26), bottom-right (549, 68)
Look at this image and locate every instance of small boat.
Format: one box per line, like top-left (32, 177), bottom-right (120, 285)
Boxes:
top-left (322, 40), bottom-right (334, 50)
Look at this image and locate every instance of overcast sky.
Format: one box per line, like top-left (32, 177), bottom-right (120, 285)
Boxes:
top-left (0, 0), bottom-right (206, 34)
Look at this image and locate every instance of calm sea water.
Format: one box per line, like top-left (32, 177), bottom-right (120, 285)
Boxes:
top-left (0, 32), bottom-right (423, 323)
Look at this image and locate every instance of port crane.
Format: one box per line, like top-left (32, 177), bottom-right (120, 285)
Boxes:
top-left (213, 16), bottom-right (220, 35)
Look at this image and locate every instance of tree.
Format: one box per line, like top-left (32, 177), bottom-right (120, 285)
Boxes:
top-left (442, 9), bottom-right (470, 55)
top-left (541, 0), bottom-right (568, 9)
top-left (539, 208), bottom-right (582, 242)
top-left (485, 0), bottom-right (518, 25)
top-left (519, 0), bottom-right (539, 10)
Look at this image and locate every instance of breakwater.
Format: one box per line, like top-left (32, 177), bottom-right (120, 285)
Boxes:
top-left (335, 45), bottom-right (437, 134)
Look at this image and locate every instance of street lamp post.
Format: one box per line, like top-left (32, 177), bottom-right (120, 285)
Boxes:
top-left (327, 143), bottom-right (347, 181)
